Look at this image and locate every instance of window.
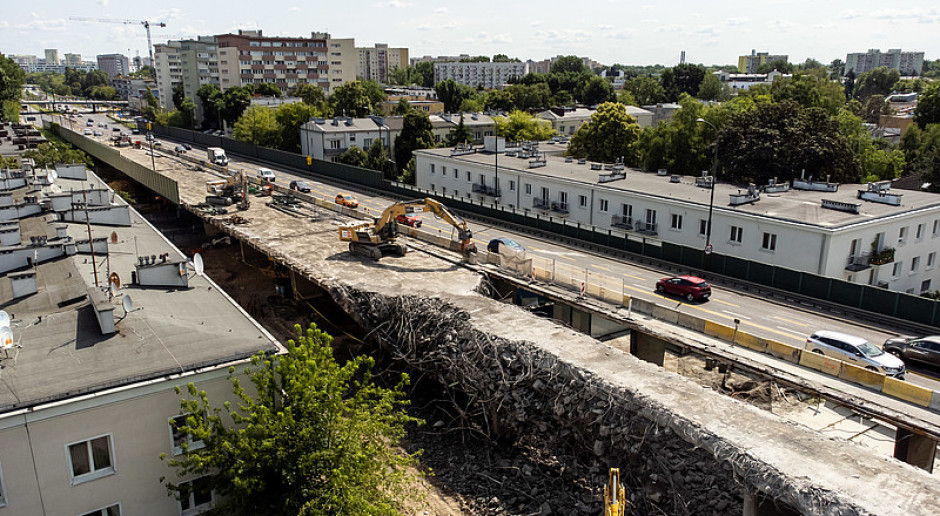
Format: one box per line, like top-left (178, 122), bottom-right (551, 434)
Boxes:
top-left (934, 220), bottom-right (939, 236)
top-left (916, 223), bottom-right (925, 239)
top-left (578, 195), bottom-right (587, 207)
top-left (79, 503), bottom-right (121, 516)
top-left (479, 174), bottom-right (486, 186)
top-left (179, 477), bottom-right (214, 515)
top-left (430, 183), bottom-right (435, 191)
top-left (599, 199), bottom-right (609, 212)
top-left (329, 140), bottom-right (340, 149)
top-left (467, 171), bottom-right (472, 182)
top-left (363, 138), bottom-right (371, 148)
top-left (509, 180), bottom-right (515, 191)
top-left (730, 226), bottom-right (743, 243)
top-left (524, 184), bottom-right (531, 195)
top-left (430, 164), bottom-right (435, 174)
top-left (442, 166), bottom-right (447, 176)
top-left (67, 434), bottom-right (115, 485)
top-left (898, 226), bottom-right (908, 244)
top-left (645, 209), bottom-right (657, 228)
top-left (454, 168), bottom-right (458, 178)
top-left (922, 280), bottom-right (932, 293)
top-left (349, 133), bottom-right (356, 141)
top-left (170, 415), bottom-right (205, 455)
top-left (762, 232), bottom-right (777, 251)
top-left (911, 256), bottom-right (920, 272)
top-left (699, 219), bottom-right (710, 236)
top-left (621, 204), bottom-right (633, 219)
top-left (893, 261), bottom-right (903, 278)
top-left (670, 214), bottom-right (682, 230)
top-left (559, 191), bottom-right (568, 205)
top-left (928, 252), bottom-right (936, 268)
top-left (454, 190), bottom-right (459, 197)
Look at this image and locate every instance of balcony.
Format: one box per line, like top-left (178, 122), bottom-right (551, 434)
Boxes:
top-left (611, 215), bottom-right (633, 230)
top-left (532, 197), bottom-right (550, 210)
top-left (869, 247), bottom-right (895, 266)
top-left (635, 221), bottom-right (658, 236)
top-left (472, 183), bottom-right (501, 197)
top-left (550, 201), bottom-right (569, 215)
top-left (844, 247), bottom-right (895, 271)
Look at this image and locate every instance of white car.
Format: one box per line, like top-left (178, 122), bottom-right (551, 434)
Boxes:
top-left (83, 128), bottom-right (92, 135)
top-left (805, 330), bottom-right (905, 378)
top-left (257, 168), bottom-right (276, 182)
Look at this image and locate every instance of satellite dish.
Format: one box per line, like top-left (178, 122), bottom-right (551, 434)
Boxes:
top-left (110, 231), bottom-right (118, 244)
top-left (46, 171), bottom-right (55, 184)
top-left (50, 170), bottom-right (58, 181)
top-left (0, 327), bottom-right (13, 349)
top-left (193, 253), bottom-right (204, 276)
top-left (122, 295), bottom-right (134, 314)
top-left (0, 311), bottom-right (10, 328)
top-left (109, 281), bottom-right (119, 297)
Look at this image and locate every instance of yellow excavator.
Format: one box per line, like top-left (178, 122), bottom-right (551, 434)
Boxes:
top-left (604, 468), bottom-right (625, 516)
top-left (205, 170), bottom-right (249, 210)
top-left (338, 198), bottom-right (476, 260)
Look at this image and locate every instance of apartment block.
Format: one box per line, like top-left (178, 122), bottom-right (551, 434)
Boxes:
top-left (96, 54), bottom-right (131, 79)
top-left (737, 50), bottom-right (789, 74)
top-left (415, 144), bottom-right (940, 294)
top-left (44, 48), bottom-right (60, 66)
top-left (844, 49), bottom-right (925, 76)
top-left (64, 53), bottom-right (82, 67)
top-left (358, 43), bottom-right (409, 83)
top-left (153, 42), bottom-right (182, 109)
top-left (433, 61), bottom-right (527, 89)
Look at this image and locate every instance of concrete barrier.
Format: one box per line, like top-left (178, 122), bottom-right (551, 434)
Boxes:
top-left (704, 321), bottom-right (735, 341)
top-left (733, 332), bottom-right (767, 353)
top-left (882, 377), bottom-right (933, 407)
top-left (798, 351), bottom-right (843, 376)
top-left (676, 312), bottom-right (706, 333)
top-left (630, 298), bottom-right (656, 316)
top-left (651, 305), bottom-right (680, 325)
top-left (838, 363), bottom-right (886, 389)
top-left (931, 392), bottom-right (940, 413)
top-left (765, 340), bottom-right (802, 363)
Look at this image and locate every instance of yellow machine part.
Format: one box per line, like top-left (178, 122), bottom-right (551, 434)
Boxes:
top-left (604, 468), bottom-right (625, 516)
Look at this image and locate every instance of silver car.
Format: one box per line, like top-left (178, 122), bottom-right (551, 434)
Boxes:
top-left (805, 330), bottom-right (905, 378)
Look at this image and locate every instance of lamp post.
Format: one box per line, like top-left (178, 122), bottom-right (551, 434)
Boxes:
top-left (696, 118), bottom-right (718, 257)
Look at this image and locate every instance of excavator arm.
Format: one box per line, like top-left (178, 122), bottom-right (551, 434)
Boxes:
top-left (373, 198), bottom-right (476, 254)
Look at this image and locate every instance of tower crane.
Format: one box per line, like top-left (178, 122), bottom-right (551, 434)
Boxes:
top-left (69, 17), bottom-right (167, 67)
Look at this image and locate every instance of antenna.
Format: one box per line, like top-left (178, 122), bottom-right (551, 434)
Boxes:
top-left (122, 295), bottom-right (135, 316)
top-left (193, 253), bottom-right (204, 276)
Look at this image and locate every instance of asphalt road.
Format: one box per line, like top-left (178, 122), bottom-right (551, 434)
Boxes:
top-left (50, 112), bottom-right (940, 393)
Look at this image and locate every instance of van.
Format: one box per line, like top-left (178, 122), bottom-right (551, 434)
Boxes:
top-left (257, 168), bottom-right (275, 182)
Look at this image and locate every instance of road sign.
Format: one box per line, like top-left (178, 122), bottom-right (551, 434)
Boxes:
top-left (704, 244), bottom-right (713, 255)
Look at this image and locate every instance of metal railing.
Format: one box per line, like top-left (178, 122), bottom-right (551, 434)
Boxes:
top-left (611, 215), bottom-right (633, 230)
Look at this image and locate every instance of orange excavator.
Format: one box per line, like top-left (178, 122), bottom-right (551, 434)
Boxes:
top-left (338, 198), bottom-right (476, 260)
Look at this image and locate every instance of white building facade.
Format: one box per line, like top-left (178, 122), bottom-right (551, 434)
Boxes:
top-left (414, 146), bottom-right (940, 294)
top-left (433, 61), bottom-right (527, 89)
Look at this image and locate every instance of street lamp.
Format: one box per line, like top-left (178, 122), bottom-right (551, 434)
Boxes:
top-left (696, 118), bottom-right (718, 256)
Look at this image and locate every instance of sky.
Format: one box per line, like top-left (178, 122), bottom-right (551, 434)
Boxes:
top-left (2, 0), bottom-right (939, 67)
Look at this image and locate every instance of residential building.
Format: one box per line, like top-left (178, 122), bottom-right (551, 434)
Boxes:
top-left (539, 107), bottom-right (653, 135)
top-left (440, 112), bottom-right (496, 143)
top-left (642, 102), bottom-right (682, 126)
top-left (358, 43), bottom-right (409, 83)
top-left (737, 50), bottom-right (788, 74)
top-left (0, 165), bottom-right (282, 515)
top-left (434, 61), bottom-right (527, 89)
top-left (153, 41), bottom-right (183, 110)
top-left (382, 95), bottom-right (444, 115)
top-left (11, 53), bottom-right (97, 74)
top-left (111, 77), bottom-right (159, 113)
top-left (844, 49), bottom-right (925, 76)
top-left (716, 70), bottom-right (789, 91)
top-left (131, 55), bottom-right (152, 72)
top-left (64, 53), bottom-right (82, 67)
top-left (44, 48), bottom-right (60, 66)
top-left (414, 144), bottom-right (940, 294)
top-left (411, 54), bottom-right (472, 66)
top-left (153, 37), bottom-right (219, 117)
top-left (527, 55), bottom-right (601, 75)
top-left (96, 54), bottom-right (131, 78)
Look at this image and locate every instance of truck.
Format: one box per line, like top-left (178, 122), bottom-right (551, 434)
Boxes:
top-left (338, 198), bottom-right (476, 260)
top-left (207, 147), bottom-right (229, 166)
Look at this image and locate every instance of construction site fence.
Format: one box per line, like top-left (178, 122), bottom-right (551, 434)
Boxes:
top-left (49, 123), bottom-right (180, 204)
top-left (141, 123), bottom-right (939, 327)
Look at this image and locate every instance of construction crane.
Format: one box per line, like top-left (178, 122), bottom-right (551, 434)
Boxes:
top-left (69, 17), bottom-right (167, 67)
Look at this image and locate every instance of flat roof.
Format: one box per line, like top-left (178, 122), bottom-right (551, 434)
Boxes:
top-left (417, 148), bottom-right (940, 228)
top-left (0, 171), bottom-right (281, 412)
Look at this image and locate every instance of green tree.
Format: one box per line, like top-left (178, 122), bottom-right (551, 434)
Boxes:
top-left (550, 56), bottom-right (588, 75)
top-left (172, 83), bottom-right (186, 110)
top-left (141, 86), bottom-right (160, 121)
top-left (220, 86), bottom-right (252, 126)
top-left (580, 75), bottom-right (615, 105)
top-left (697, 74), bottom-right (722, 101)
top-left (755, 59), bottom-right (793, 74)
top-left (493, 110), bottom-right (555, 141)
top-left (0, 53), bottom-right (26, 122)
top-left (661, 64), bottom-right (706, 102)
top-left (329, 81), bottom-right (383, 117)
top-left (23, 139), bottom-right (92, 169)
top-left (484, 89), bottom-right (514, 111)
top-left (853, 67), bottom-right (900, 102)
top-left (291, 83), bottom-right (328, 110)
top-left (915, 124), bottom-right (940, 192)
top-left (275, 102), bottom-right (319, 152)
top-left (566, 102), bottom-right (641, 163)
top-left (717, 100), bottom-right (859, 184)
top-left (915, 82), bottom-right (940, 129)
top-left (338, 145), bottom-right (368, 167)
top-left (860, 94), bottom-right (891, 124)
top-left (621, 75), bottom-right (666, 106)
top-left (392, 98), bottom-right (411, 115)
top-left (197, 83), bottom-right (223, 128)
top-left (829, 59), bottom-right (845, 80)
top-left (253, 83), bottom-right (282, 97)
top-left (770, 73), bottom-right (845, 115)
top-left (414, 62), bottom-right (435, 88)
top-left (393, 111), bottom-right (435, 181)
top-left (836, 109), bottom-right (905, 182)
top-left (365, 138), bottom-right (395, 177)
top-left (445, 114), bottom-right (473, 146)
top-left (508, 83), bottom-right (551, 110)
top-left (634, 95), bottom-right (713, 173)
top-left (179, 97), bottom-right (197, 129)
top-left (162, 323), bottom-right (422, 516)
top-left (459, 97), bottom-right (483, 112)
top-left (434, 79), bottom-right (476, 113)
top-left (894, 78), bottom-right (928, 94)
top-left (233, 105), bottom-right (279, 147)
top-left (616, 89), bottom-right (638, 107)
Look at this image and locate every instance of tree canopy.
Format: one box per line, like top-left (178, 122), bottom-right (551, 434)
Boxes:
top-left (329, 81), bottom-right (385, 118)
top-left (162, 323), bottom-right (423, 516)
top-left (660, 64), bottom-right (706, 102)
top-left (566, 102), bottom-right (641, 164)
top-left (915, 82), bottom-right (940, 129)
top-left (853, 67), bottom-right (900, 102)
top-left (394, 111), bottom-right (435, 181)
top-left (0, 53), bottom-right (26, 122)
top-left (493, 110), bottom-right (555, 142)
top-left (233, 105), bottom-right (280, 148)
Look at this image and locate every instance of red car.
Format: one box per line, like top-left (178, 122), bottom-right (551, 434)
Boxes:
top-left (655, 275), bottom-right (711, 301)
top-left (395, 214), bottom-right (422, 227)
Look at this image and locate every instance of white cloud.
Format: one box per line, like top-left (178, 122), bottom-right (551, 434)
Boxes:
top-left (491, 33), bottom-right (513, 44)
top-left (386, 0), bottom-right (413, 7)
top-left (415, 24), bottom-right (430, 31)
top-left (596, 24), bottom-right (613, 31)
top-left (443, 22), bottom-right (457, 29)
top-left (655, 24), bottom-right (682, 33)
top-left (839, 10), bottom-right (861, 20)
top-left (692, 26), bottom-right (718, 37)
top-left (434, 7), bottom-right (448, 14)
top-left (17, 18), bottom-right (67, 32)
top-left (159, 8), bottom-right (182, 21)
top-left (530, 20), bottom-right (544, 28)
top-left (767, 19), bottom-right (791, 31)
top-left (97, 0), bottom-right (110, 5)
top-left (725, 17), bottom-right (747, 26)
top-left (289, 6), bottom-right (301, 12)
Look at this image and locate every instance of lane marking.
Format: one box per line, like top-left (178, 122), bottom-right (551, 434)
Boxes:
top-left (773, 316), bottom-right (810, 327)
top-left (776, 326), bottom-right (803, 336)
top-left (711, 299), bottom-right (740, 308)
top-left (623, 273), bottom-right (644, 281)
top-left (722, 311), bottom-right (751, 320)
top-left (591, 264), bottom-right (612, 272)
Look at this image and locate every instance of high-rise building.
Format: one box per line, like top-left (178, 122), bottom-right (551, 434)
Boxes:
top-left (433, 61), bottom-right (528, 90)
top-left (64, 53), bottom-right (82, 67)
top-left (44, 48), bottom-right (60, 65)
top-left (153, 41), bottom-right (183, 110)
top-left (738, 50), bottom-right (789, 74)
top-left (357, 43), bottom-right (409, 83)
top-left (215, 29), bottom-right (356, 97)
top-left (97, 54), bottom-right (131, 78)
top-left (844, 49), bottom-right (925, 76)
